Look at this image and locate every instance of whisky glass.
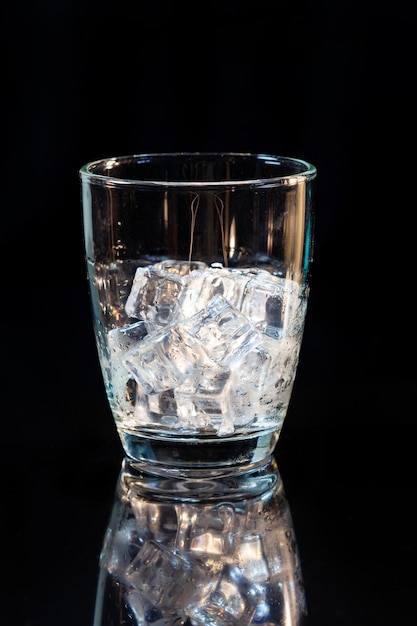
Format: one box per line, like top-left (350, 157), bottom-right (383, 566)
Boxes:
top-left (80, 153), bottom-right (316, 476)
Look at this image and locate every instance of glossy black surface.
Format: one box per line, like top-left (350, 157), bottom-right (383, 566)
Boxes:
top-left (2, 1), bottom-right (415, 624)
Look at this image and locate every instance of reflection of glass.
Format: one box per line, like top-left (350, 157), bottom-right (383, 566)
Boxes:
top-left (93, 457), bottom-right (307, 625)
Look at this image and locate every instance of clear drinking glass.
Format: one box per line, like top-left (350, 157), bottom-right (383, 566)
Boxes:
top-left (80, 153), bottom-right (316, 476)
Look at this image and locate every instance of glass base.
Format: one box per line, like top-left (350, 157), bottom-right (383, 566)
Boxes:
top-left (120, 427), bottom-right (280, 479)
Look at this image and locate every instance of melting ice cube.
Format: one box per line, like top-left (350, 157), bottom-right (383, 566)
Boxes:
top-left (123, 322), bottom-right (202, 395)
top-left (108, 320), bottom-right (149, 358)
top-left (153, 259), bottom-right (208, 276)
top-left (178, 266), bottom-right (251, 318)
top-left (125, 265), bottom-right (184, 325)
top-left (183, 294), bottom-right (259, 363)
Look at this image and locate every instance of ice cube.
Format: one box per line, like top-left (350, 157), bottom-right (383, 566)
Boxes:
top-left (123, 322), bottom-right (204, 395)
top-left (241, 273), bottom-right (303, 339)
top-left (183, 294), bottom-right (259, 363)
top-left (176, 360), bottom-right (230, 396)
top-left (231, 344), bottom-right (272, 389)
top-left (175, 394), bottom-right (230, 434)
top-left (153, 259), bottom-right (208, 276)
top-left (174, 336), bottom-right (275, 434)
top-left (174, 359), bottom-right (231, 432)
top-left (178, 266), bottom-right (251, 318)
top-left (147, 390), bottom-right (179, 427)
top-left (107, 323), bottom-right (152, 422)
top-left (108, 368), bottom-right (151, 425)
top-left (174, 296), bottom-right (264, 433)
top-left (177, 268), bottom-right (224, 319)
top-left (125, 265), bottom-right (184, 324)
top-left (108, 320), bottom-right (149, 355)
top-left (239, 271), bottom-right (286, 334)
top-left (173, 354), bottom-right (232, 430)
top-left (107, 320), bottom-right (149, 388)
top-left (223, 344), bottom-right (274, 426)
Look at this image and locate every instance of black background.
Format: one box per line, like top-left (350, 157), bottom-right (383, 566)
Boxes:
top-left (2, 1), bottom-right (416, 625)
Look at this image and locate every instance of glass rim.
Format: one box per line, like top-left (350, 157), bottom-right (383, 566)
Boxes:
top-left (79, 151), bottom-right (317, 188)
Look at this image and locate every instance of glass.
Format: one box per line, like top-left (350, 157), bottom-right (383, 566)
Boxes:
top-left (80, 153), bottom-right (316, 477)
top-left (93, 457), bottom-right (308, 626)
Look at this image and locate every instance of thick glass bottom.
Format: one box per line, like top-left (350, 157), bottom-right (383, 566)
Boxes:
top-left (119, 427), bottom-right (280, 479)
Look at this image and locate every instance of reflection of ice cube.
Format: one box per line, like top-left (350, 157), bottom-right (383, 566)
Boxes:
top-left (238, 534), bottom-right (269, 581)
top-left (130, 500), bottom-right (178, 545)
top-left (123, 323), bottom-right (203, 395)
top-left (125, 539), bottom-right (206, 614)
top-left (176, 504), bottom-right (235, 556)
top-left (262, 525), bottom-right (300, 578)
top-left (191, 504), bottom-right (235, 556)
top-left (189, 563), bottom-right (262, 626)
top-left (125, 266), bottom-right (184, 324)
top-left (126, 539), bottom-right (191, 608)
top-left (101, 515), bottom-right (140, 581)
top-left (125, 589), bottom-right (176, 626)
